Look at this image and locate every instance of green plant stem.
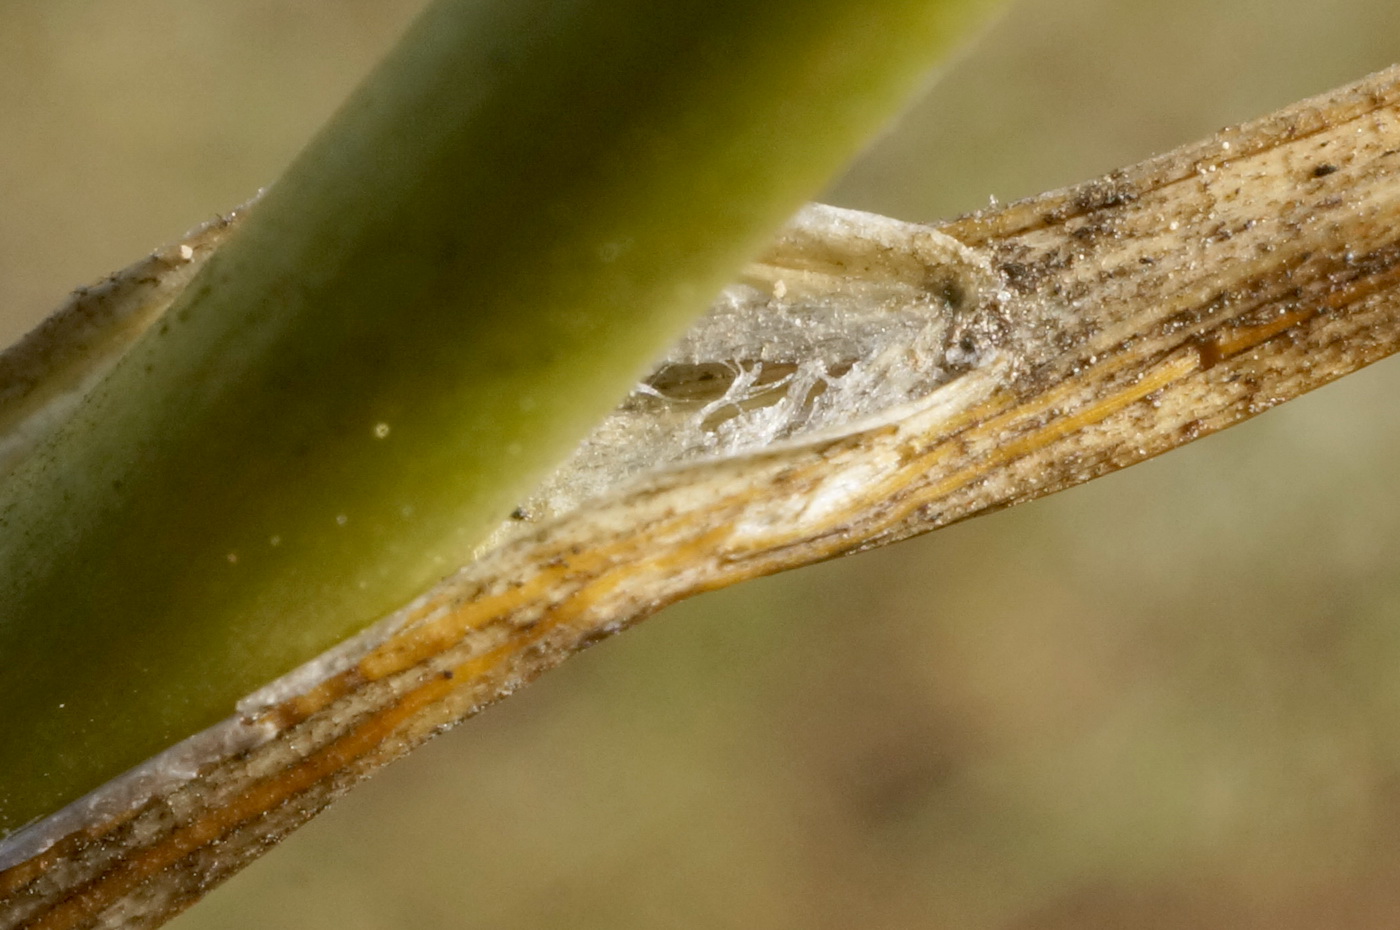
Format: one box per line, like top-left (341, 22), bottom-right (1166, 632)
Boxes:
top-left (0, 0), bottom-right (997, 835)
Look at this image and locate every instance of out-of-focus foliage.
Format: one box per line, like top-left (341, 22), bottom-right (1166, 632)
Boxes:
top-left (4, 1), bottom-right (1400, 927)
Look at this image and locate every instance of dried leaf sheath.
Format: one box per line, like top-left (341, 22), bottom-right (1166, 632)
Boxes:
top-left (0, 215), bottom-right (240, 478)
top-left (4, 64), bottom-right (1400, 930)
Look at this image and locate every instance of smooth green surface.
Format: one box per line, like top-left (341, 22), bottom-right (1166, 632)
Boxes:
top-left (0, 0), bottom-right (997, 834)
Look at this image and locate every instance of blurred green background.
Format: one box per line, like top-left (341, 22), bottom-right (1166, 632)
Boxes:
top-left (5, 1), bottom-right (1400, 927)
